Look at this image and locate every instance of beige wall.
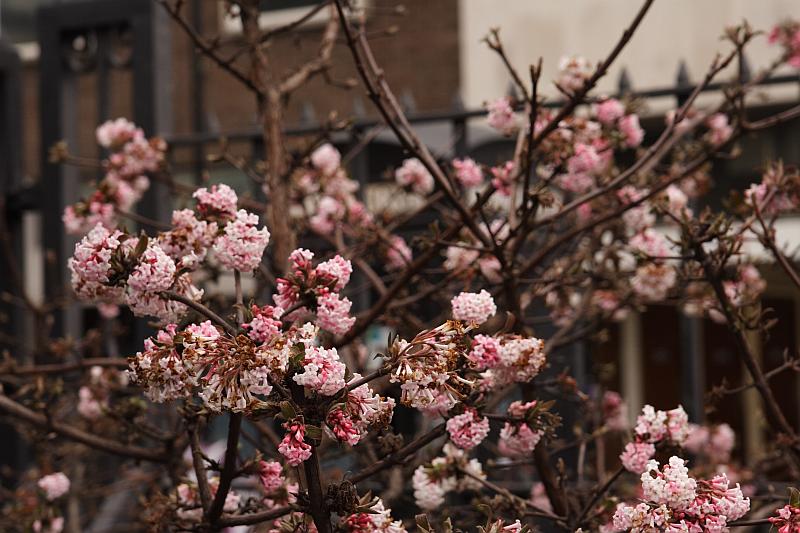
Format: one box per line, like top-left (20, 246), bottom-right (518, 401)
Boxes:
top-left (460, 0), bottom-right (799, 111)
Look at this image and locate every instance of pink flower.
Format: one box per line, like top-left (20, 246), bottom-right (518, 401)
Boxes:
top-left (127, 241), bottom-right (176, 294)
top-left (193, 183), bottom-right (238, 222)
top-left (486, 97), bottom-right (517, 135)
top-left (769, 504), bottom-right (800, 532)
top-left (293, 345), bottom-right (346, 395)
top-left (452, 158), bottom-right (484, 187)
top-left (603, 390), bottom-right (628, 430)
top-left (386, 235), bottom-right (412, 270)
top-left (629, 229), bottom-right (673, 258)
top-left (327, 407), bottom-right (362, 445)
top-left (258, 460), bottom-right (285, 494)
top-left (499, 422), bottom-right (542, 457)
top-left (315, 292), bottom-right (356, 335)
top-left (706, 113), bottom-right (733, 145)
top-left (467, 334), bottom-right (501, 370)
top-left (491, 161), bottom-right (516, 196)
top-left (395, 158), bottom-right (434, 194)
top-left (595, 98), bottom-right (625, 125)
top-left (315, 255), bottom-right (352, 291)
top-left (446, 409), bottom-right (490, 450)
top-left (96, 118), bottom-right (141, 149)
top-left (278, 419), bottom-right (313, 466)
top-left (310, 143), bottom-right (341, 176)
top-left (619, 114), bottom-right (644, 147)
top-left (620, 441), bottom-right (655, 474)
top-left (557, 56), bottom-right (591, 94)
top-left (451, 290), bottom-right (497, 324)
top-left (212, 209), bottom-right (270, 272)
top-left (242, 304), bottom-right (283, 344)
top-left (309, 196), bottom-right (345, 235)
top-left (631, 263), bottom-right (676, 301)
top-left (68, 224), bottom-right (126, 303)
top-left (38, 472), bottom-right (70, 501)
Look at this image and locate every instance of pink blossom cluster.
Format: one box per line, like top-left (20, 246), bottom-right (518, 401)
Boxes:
top-left (385, 235), bottom-right (413, 270)
top-left (292, 345), bottom-right (347, 396)
top-left (486, 97), bottom-right (518, 135)
top-left (452, 157), bottom-right (484, 187)
top-left (620, 405), bottom-right (689, 474)
top-left (37, 473), bottom-right (70, 501)
top-left (193, 183), bottom-right (238, 222)
top-left (212, 209), bottom-right (270, 272)
top-left (684, 423), bottom-right (736, 465)
top-left (498, 400), bottom-right (544, 457)
top-left (63, 119), bottom-right (165, 235)
top-left (612, 457), bottom-right (749, 532)
top-left (557, 56), bottom-right (592, 94)
top-left (274, 248), bottom-right (356, 335)
top-left (491, 161), bottom-right (517, 196)
top-left (395, 157), bottom-right (434, 194)
top-left (128, 319), bottom-right (302, 411)
top-left (451, 289), bottom-right (497, 325)
top-left (258, 460), bottom-right (285, 495)
top-left (769, 21), bottom-right (800, 68)
top-left (301, 144), bottom-right (373, 236)
top-left (242, 304), bottom-right (284, 344)
top-left (446, 408), bottom-right (490, 449)
top-left (770, 504), bottom-right (800, 533)
top-left (443, 229), bottom-right (502, 282)
top-left (342, 498), bottom-right (407, 533)
top-left (68, 224), bottom-right (127, 303)
top-left (706, 113), bottom-right (733, 146)
top-left (744, 163), bottom-right (800, 215)
top-left (468, 334), bottom-right (546, 386)
top-left (326, 374), bottom-right (395, 446)
top-left (389, 321), bottom-right (472, 413)
top-left (278, 418), bottom-right (313, 466)
top-left (603, 390), bottom-right (629, 431)
top-left (158, 209), bottom-right (217, 270)
top-left (412, 443), bottom-right (485, 510)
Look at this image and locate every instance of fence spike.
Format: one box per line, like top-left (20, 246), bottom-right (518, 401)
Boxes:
top-left (400, 89), bottom-right (417, 114)
top-left (451, 92), bottom-right (464, 111)
top-left (352, 96), bottom-right (367, 119)
top-left (738, 52), bottom-right (751, 83)
top-left (505, 80), bottom-right (519, 101)
top-left (676, 60), bottom-right (691, 88)
top-left (617, 67), bottom-right (632, 95)
top-left (300, 101), bottom-right (316, 125)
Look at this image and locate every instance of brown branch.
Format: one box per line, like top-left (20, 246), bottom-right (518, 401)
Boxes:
top-left (0, 357), bottom-right (129, 377)
top-left (158, 0), bottom-right (262, 95)
top-left (279, 5), bottom-right (339, 94)
top-left (0, 394), bottom-right (170, 462)
top-left (162, 290), bottom-right (238, 335)
top-left (206, 412), bottom-right (243, 523)
top-left (349, 424), bottom-right (446, 483)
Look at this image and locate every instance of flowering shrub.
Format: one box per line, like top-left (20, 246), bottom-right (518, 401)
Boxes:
top-left (3, 2), bottom-right (800, 532)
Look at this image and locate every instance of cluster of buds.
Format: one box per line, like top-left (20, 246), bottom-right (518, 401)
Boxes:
top-left (341, 495), bottom-right (407, 533)
top-left (468, 334), bottom-right (546, 387)
top-left (274, 249), bottom-right (356, 336)
top-left (326, 373), bottom-right (395, 446)
top-left (612, 457), bottom-right (749, 532)
top-left (388, 321), bottom-right (474, 413)
top-left (63, 118), bottom-right (166, 235)
top-left (297, 143), bottom-right (373, 236)
top-left (619, 404), bottom-right (689, 474)
top-left (412, 444), bottom-right (486, 510)
top-left (68, 224), bottom-right (203, 323)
